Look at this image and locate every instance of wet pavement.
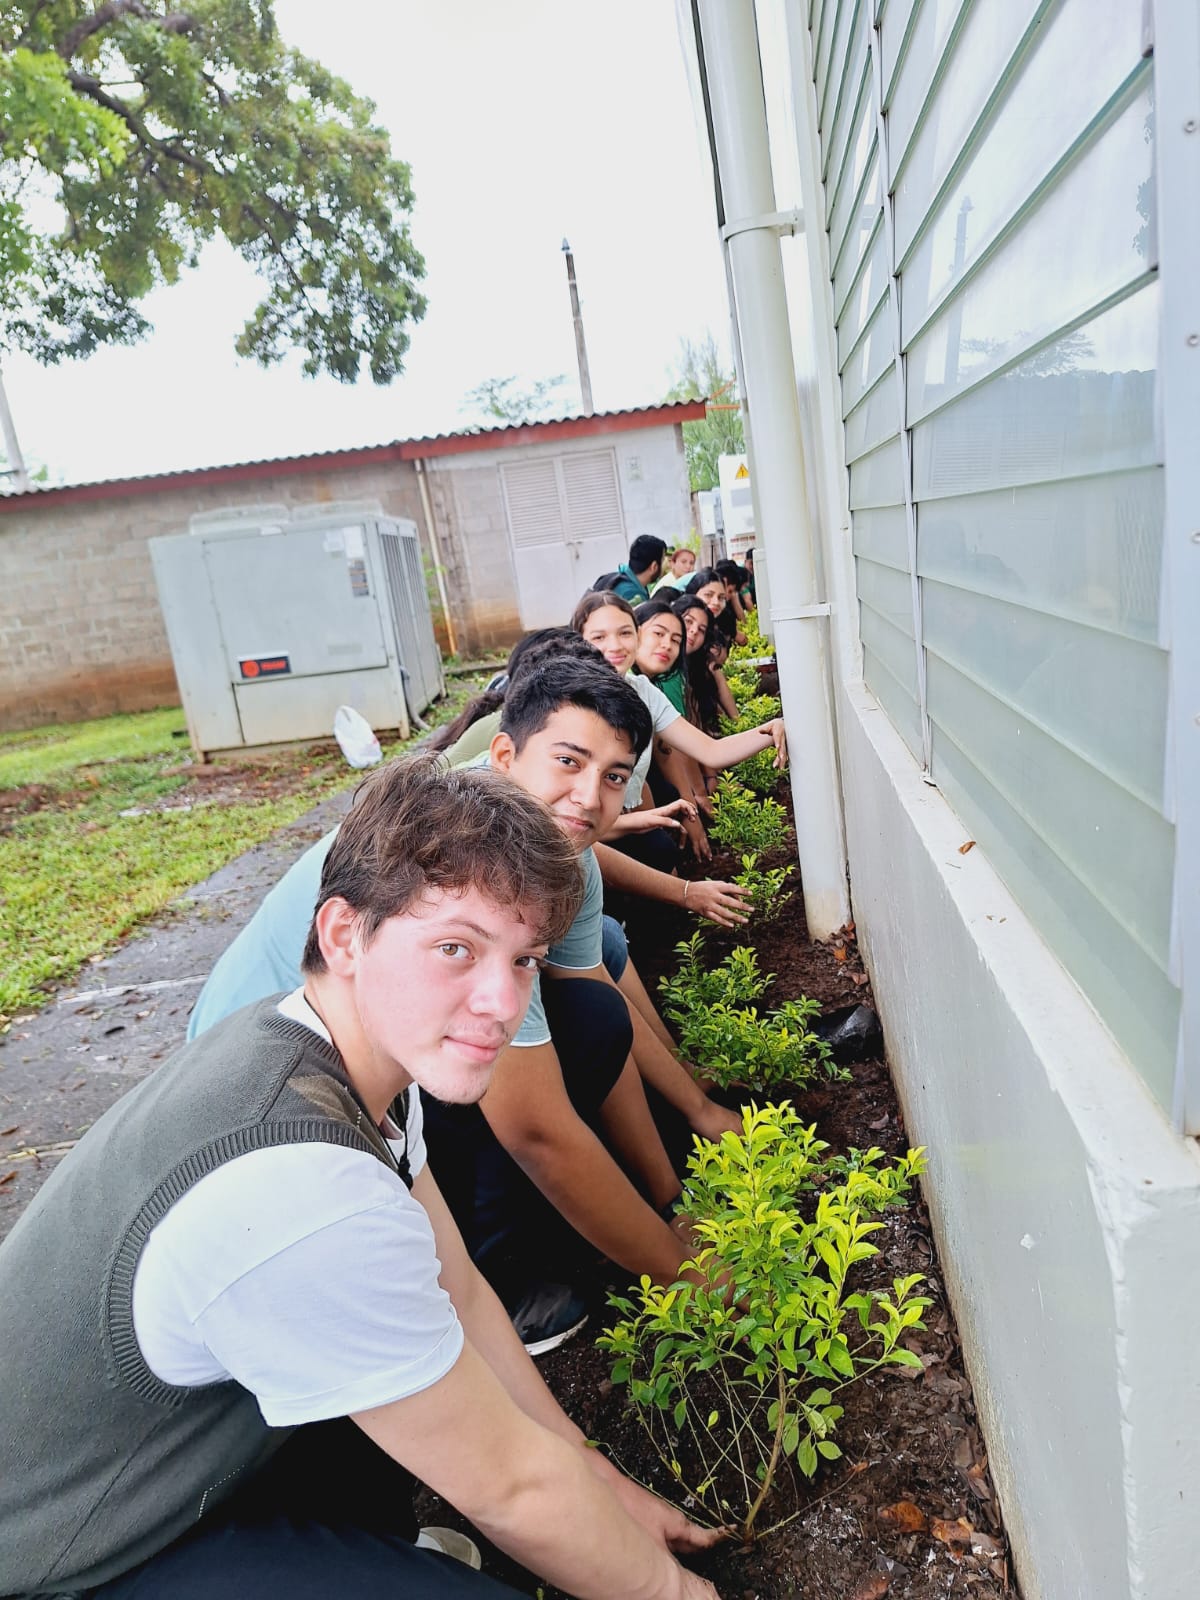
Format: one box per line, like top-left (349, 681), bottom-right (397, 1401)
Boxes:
top-left (0, 789), bottom-right (354, 1241)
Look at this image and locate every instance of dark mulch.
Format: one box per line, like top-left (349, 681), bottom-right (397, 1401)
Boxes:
top-left (418, 791), bottom-right (1018, 1600)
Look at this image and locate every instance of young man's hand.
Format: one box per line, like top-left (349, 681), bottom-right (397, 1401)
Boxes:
top-left (680, 812), bottom-right (712, 861)
top-left (683, 878), bottom-right (751, 927)
top-left (688, 1096), bottom-right (744, 1143)
top-left (586, 1447), bottom-right (728, 1557)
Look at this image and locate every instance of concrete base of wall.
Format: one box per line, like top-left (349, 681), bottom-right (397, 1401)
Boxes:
top-left (837, 680), bottom-right (1200, 1600)
top-left (0, 662), bottom-right (181, 732)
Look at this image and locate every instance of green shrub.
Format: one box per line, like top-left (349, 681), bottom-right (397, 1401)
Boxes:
top-left (733, 852), bottom-right (794, 921)
top-left (600, 1104), bottom-right (929, 1540)
top-left (709, 777), bottom-right (790, 853)
top-left (658, 933), bottom-right (772, 1024)
top-left (720, 693), bottom-right (782, 733)
top-left (675, 997), bottom-right (839, 1093)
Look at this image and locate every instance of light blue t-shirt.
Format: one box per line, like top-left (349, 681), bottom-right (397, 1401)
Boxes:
top-left (187, 828), bottom-right (604, 1050)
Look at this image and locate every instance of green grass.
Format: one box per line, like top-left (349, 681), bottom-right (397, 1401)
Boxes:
top-left (0, 693), bottom-right (478, 1022)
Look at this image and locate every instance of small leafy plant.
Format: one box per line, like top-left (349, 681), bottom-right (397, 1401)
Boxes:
top-left (674, 996), bottom-right (840, 1093)
top-left (733, 852), bottom-right (794, 921)
top-left (710, 777), bottom-right (790, 854)
top-left (599, 1104), bottom-right (929, 1542)
top-left (729, 610), bottom-right (771, 663)
top-left (658, 933), bottom-right (771, 1021)
top-left (721, 693), bottom-right (782, 733)
top-left (722, 663), bottom-right (761, 704)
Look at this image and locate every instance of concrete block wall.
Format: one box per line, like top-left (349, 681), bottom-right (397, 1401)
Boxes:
top-left (612, 429), bottom-right (694, 547)
top-left (0, 463), bottom-right (427, 732)
top-left (428, 460), bottom-right (523, 654)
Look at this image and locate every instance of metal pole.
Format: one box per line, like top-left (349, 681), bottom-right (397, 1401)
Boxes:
top-left (561, 239), bottom-right (594, 416)
top-left (0, 367), bottom-right (31, 493)
top-left (693, 0), bottom-right (851, 940)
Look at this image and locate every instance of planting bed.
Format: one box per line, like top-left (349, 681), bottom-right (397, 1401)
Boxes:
top-left (419, 784), bottom-right (1018, 1598)
top-left (417, 633), bottom-right (1017, 1598)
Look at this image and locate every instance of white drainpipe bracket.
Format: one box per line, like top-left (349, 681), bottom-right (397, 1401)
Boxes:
top-left (771, 602), bottom-right (831, 622)
top-left (721, 207), bottom-right (805, 241)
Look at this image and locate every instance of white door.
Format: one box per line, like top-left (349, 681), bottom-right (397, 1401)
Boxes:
top-left (501, 450), bottom-right (627, 626)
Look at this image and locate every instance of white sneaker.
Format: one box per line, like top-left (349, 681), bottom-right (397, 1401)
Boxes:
top-left (415, 1526), bottom-right (483, 1569)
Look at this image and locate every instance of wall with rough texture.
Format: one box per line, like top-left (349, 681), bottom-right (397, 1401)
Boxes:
top-left (0, 463), bottom-right (445, 731)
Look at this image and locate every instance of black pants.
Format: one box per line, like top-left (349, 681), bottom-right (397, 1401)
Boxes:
top-left (421, 976), bottom-right (633, 1298)
top-left (88, 1419), bottom-right (523, 1598)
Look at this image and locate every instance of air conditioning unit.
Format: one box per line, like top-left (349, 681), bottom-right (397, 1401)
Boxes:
top-left (149, 503), bottom-right (444, 759)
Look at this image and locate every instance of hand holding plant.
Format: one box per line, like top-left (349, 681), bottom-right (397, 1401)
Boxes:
top-left (733, 852), bottom-right (794, 921)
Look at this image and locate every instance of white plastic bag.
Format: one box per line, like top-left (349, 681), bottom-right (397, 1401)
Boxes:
top-left (333, 704), bottom-right (383, 769)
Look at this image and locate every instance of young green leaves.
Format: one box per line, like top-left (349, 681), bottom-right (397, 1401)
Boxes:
top-left (600, 1105), bottom-right (930, 1540)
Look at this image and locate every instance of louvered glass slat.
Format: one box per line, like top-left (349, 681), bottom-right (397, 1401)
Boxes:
top-left (911, 284), bottom-right (1159, 500)
top-left (845, 370), bottom-right (901, 457)
top-left (815, 0), bottom-right (847, 124)
top-left (905, 86), bottom-right (1153, 424)
top-left (885, 0), bottom-right (972, 174)
top-left (918, 469), bottom-right (1164, 644)
top-left (849, 435), bottom-right (905, 510)
top-left (819, 0), bottom-right (864, 140)
top-left (857, 554), bottom-right (915, 637)
top-left (898, 2), bottom-right (1146, 321)
top-left (930, 716), bottom-right (1179, 1112)
top-left (851, 503), bottom-right (910, 572)
top-left (824, 32), bottom-right (871, 190)
top-left (836, 222), bottom-right (890, 363)
top-left (830, 142), bottom-right (880, 278)
top-left (840, 295), bottom-right (894, 413)
top-left (921, 579), bottom-right (1168, 808)
top-left (864, 640), bottom-right (924, 757)
top-left (879, 0), bottom-right (919, 104)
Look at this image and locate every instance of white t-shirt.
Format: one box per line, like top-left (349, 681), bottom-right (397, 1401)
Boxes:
top-left (131, 991), bottom-right (464, 1427)
top-left (625, 672), bottom-right (682, 810)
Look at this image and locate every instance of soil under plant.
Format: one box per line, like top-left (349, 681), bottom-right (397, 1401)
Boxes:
top-left (418, 780), bottom-right (1020, 1599)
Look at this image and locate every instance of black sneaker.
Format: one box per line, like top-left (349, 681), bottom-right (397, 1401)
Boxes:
top-left (509, 1281), bottom-right (589, 1357)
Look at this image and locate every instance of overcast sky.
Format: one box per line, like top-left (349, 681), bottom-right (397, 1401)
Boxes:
top-left (3, 0), bottom-right (733, 488)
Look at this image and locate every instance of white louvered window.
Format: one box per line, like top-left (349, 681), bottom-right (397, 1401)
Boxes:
top-left (810, 0), bottom-right (1176, 1111)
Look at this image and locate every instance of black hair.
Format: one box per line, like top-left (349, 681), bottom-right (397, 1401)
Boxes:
top-left (684, 567), bottom-right (723, 596)
top-left (499, 654), bottom-right (653, 760)
top-left (628, 534), bottom-right (668, 574)
top-left (670, 593), bottom-right (714, 653)
top-left (427, 628), bottom-right (604, 753)
top-left (715, 560), bottom-right (747, 586)
top-left (632, 599), bottom-right (682, 627)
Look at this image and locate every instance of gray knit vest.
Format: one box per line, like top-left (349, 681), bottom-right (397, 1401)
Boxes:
top-left (0, 999), bottom-right (406, 1597)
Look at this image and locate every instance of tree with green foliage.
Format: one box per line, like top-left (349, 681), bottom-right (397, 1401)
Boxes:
top-left (664, 332), bottom-right (744, 492)
top-left (460, 372), bottom-right (570, 428)
top-left (0, 0), bottom-right (426, 381)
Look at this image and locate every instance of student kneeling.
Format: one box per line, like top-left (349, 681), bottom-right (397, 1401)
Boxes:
top-left (0, 760), bottom-right (722, 1600)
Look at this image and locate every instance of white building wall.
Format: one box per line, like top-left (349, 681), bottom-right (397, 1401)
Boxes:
top-left (694, 1), bottom-right (1200, 1595)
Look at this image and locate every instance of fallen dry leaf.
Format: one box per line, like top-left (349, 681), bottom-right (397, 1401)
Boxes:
top-left (832, 945), bottom-right (849, 962)
top-left (0, 1170), bottom-right (17, 1187)
top-left (850, 1575), bottom-right (889, 1600)
top-left (1, 1124), bottom-right (19, 1136)
top-left (966, 1462), bottom-right (993, 1500)
top-left (930, 1516), bottom-right (974, 1547)
top-left (970, 1531), bottom-right (1003, 1559)
top-left (878, 1501), bottom-right (928, 1533)
top-left (958, 839), bottom-right (976, 854)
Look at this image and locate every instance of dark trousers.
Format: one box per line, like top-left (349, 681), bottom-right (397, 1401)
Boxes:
top-left (422, 976), bottom-right (633, 1299)
top-left (88, 1418), bottom-right (523, 1599)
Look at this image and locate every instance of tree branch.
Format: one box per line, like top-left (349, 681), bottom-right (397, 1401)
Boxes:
top-left (58, 2), bottom-right (194, 59)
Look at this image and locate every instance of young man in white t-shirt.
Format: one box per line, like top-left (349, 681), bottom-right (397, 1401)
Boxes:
top-left (0, 759), bottom-right (725, 1600)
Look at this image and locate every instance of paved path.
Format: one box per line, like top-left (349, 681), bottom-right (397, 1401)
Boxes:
top-left (0, 790), bottom-right (354, 1241)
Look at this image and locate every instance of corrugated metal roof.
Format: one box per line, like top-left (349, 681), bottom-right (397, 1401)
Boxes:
top-left (0, 400), bottom-right (708, 511)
